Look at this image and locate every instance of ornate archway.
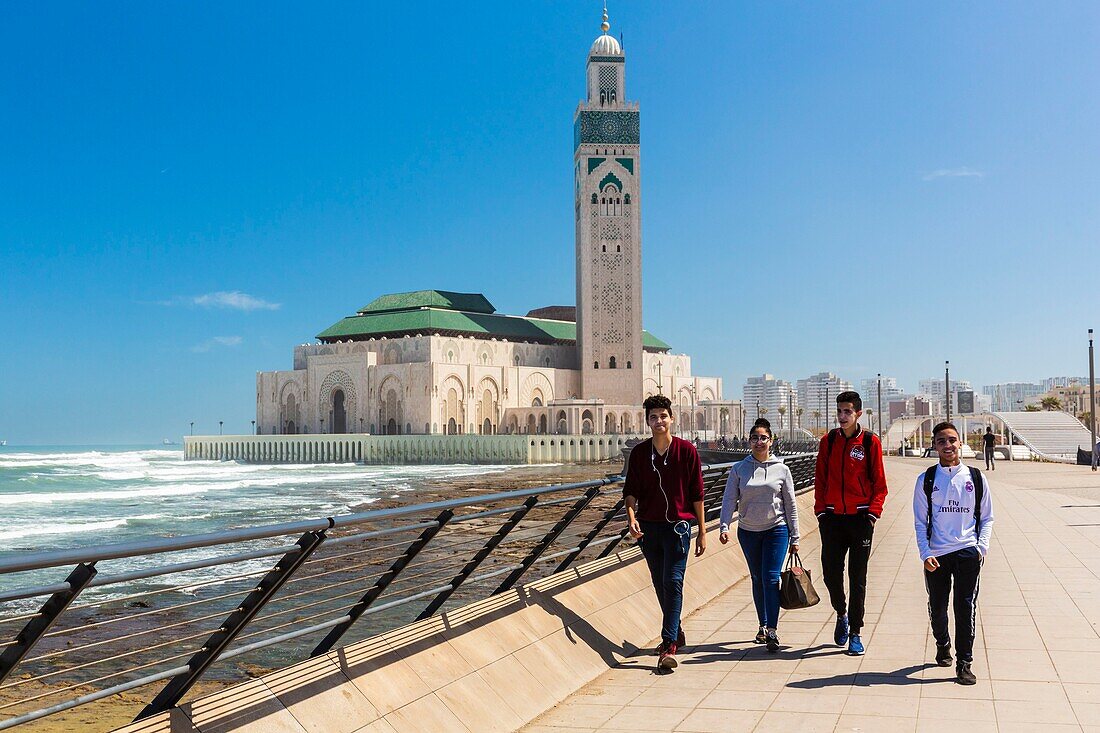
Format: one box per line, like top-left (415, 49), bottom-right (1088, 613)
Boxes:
top-left (319, 371), bottom-right (356, 435)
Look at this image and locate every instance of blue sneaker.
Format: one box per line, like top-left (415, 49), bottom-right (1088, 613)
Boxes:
top-left (847, 634), bottom-right (865, 656)
top-left (833, 615), bottom-right (850, 647)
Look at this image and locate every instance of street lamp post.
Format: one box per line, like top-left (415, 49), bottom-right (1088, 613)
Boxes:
top-left (218, 421), bottom-right (223, 436)
top-left (1090, 329), bottom-right (1096, 468)
top-left (877, 373), bottom-right (883, 437)
top-left (251, 420), bottom-right (255, 435)
top-left (190, 421), bottom-right (194, 436)
top-left (360, 417), bottom-right (364, 434)
top-left (945, 361), bottom-right (951, 423)
top-left (657, 361), bottom-right (663, 395)
top-left (825, 384), bottom-right (830, 432)
top-left (788, 389), bottom-right (794, 443)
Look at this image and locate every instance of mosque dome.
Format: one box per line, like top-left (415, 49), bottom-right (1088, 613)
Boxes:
top-left (590, 33), bottom-right (621, 56)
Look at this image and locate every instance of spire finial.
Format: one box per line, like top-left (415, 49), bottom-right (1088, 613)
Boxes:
top-left (601, 3), bottom-right (610, 33)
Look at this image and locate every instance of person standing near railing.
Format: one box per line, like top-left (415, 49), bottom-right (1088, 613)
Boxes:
top-left (814, 390), bottom-right (889, 657)
top-left (624, 394), bottom-right (707, 671)
top-left (718, 418), bottom-right (800, 652)
top-left (983, 426), bottom-right (996, 471)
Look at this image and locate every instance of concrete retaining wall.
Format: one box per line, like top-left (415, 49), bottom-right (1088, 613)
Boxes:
top-left (183, 434), bottom-right (632, 465)
top-left (116, 491), bottom-right (817, 733)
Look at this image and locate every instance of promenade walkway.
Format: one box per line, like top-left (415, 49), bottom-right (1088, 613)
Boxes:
top-left (522, 457), bottom-right (1100, 733)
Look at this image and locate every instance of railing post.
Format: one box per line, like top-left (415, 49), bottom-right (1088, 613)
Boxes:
top-left (417, 498), bottom-right (538, 621)
top-left (312, 509), bottom-right (454, 657)
top-left (136, 527), bottom-right (329, 720)
top-left (595, 528), bottom-right (630, 559)
top-left (553, 498), bottom-right (624, 574)
top-left (0, 562), bottom-right (97, 687)
top-left (493, 488), bottom-right (600, 595)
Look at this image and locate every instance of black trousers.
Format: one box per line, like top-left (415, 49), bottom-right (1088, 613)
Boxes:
top-left (818, 513), bottom-right (875, 633)
top-left (985, 448), bottom-right (996, 470)
top-left (925, 546), bottom-right (982, 664)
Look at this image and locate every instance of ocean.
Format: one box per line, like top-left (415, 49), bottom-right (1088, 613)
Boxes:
top-left (0, 445), bottom-right (517, 613)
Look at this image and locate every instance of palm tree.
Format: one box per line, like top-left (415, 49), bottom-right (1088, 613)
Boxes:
top-left (796, 407), bottom-right (804, 430)
top-left (1041, 396), bottom-right (1063, 411)
top-left (1024, 403), bottom-right (1041, 412)
top-left (777, 406), bottom-right (786, 431)
top-left (812, 410), bottom-right (822, 431)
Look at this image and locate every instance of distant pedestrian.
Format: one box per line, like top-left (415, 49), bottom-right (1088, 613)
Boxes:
top-left (983, 427), bottom-right (996, 471)
top-left (814, 390), bottom-right (889, 656)
top-left (914, 421), bottom-right (994, 685)
top-left (1093, 438), bottom-right (1099, 472)
top-left (719, 418), bottom-right (800, 652)
top-left (623, 394), bottom-right (707, 671)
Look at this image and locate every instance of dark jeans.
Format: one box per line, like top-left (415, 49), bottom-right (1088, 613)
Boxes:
top-left (985, 447), bottom-right (996, 470)
top-left (737, 524), bottom-right (789, 629)
top-left (639, 520), bottom-right (691, 644)
top-left (818, 513), bottom-right (875, 633)
top-left (925, 546), bottom-right (982, 663)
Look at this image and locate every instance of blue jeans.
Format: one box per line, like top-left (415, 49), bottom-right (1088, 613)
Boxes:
top-left (738, 524), bottom-right (790, 629)
top-left (639, 520), bottom-right (691, 644)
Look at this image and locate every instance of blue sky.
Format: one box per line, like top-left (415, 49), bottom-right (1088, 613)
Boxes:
top-left (1, 2), bottom-right (1097, 444)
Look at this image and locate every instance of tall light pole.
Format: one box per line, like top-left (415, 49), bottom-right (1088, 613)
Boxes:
top-left (877, 373), bottom-right (883, 437)
top-left (657, 361), bottom-right (663, 395)
top-left (189, 421), bottom-right (194, 436)
top-left (251, 420), bottom-right (256, 435)
top-left (788, 388), bottom-right (794, 442)
top-left (1090, 329), bottom-right (1096, 466)
top-left (825, 384), bottom-right (830, 433)
top-left (945, 361), bottom-right (951, 423)
top-left (218, 420), bottom-right (223, 436)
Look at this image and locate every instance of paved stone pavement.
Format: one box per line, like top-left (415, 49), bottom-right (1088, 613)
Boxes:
top-left (522, 457), bottom-right (1100, 733)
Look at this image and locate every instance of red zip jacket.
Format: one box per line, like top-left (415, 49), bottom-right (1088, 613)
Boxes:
top-left (813, 427), bottom-right (888, 518)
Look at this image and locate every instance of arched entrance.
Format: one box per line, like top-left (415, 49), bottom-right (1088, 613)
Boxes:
top-left (286, 420), bottom-right (296, 434)
top-left (332, 389), bottom-right (347, 434)
top-left (387, 418), bottom-right (398, 435)
top-left (482, 418), bottom-right (492, 435)
top-left (538, 414), bottom-right (548, 434)
top-left (447, 417), bottom-right (457, 435)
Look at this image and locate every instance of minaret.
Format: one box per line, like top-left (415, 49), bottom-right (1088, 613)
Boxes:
top-left (574, 5), bottom-right (642, 405)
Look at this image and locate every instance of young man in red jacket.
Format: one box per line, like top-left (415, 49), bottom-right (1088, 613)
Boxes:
top-left (814, 390), bottom-right (888, 656)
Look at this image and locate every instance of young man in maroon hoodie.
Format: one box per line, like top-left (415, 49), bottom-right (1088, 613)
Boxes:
top-left (814, 390), bottom-right (888, 656)
top-left (624, 394), bottom-right (707, 671)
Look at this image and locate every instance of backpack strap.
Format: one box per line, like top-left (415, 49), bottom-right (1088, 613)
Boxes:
top-left (923, 466), bottom-right (937, 541)
top-left (969, 466), bottom-right (984, 530)
top-left (862, 430), bottom-right (874, 482)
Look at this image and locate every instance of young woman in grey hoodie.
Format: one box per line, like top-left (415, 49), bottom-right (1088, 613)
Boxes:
top-left (719, 418), bottom-right (800, 652)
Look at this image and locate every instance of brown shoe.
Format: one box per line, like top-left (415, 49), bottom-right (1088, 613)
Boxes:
top-left (658, 642), bottom-right (679, 670)
top-left (936, 643), bottom-right (953, 667)
top-left (956, 661), bottom-right (977, 685)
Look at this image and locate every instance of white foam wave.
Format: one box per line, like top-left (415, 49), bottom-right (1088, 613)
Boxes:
top-left (0, 515), bottom-right (162, 541)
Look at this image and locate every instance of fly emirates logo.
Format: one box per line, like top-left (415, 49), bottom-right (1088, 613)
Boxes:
top-left (938, 499), bottom-right (971, 514)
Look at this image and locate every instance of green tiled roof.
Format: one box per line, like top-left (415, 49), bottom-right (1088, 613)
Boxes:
top-left (358, 290), bottom-right (495, 315)
top-left (316, 307), bottom-right (671, 352)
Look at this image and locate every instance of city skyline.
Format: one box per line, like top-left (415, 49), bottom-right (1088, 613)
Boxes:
top-left (2, 2), bottom-right (1097, 444)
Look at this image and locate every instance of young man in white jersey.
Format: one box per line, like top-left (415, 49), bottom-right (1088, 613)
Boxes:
top-left (913, 421), bottom-right (995, 685)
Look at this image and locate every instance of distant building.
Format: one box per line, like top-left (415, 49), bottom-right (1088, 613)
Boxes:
top-left (1042, 377), bottom-right (1088, 392)
top-left (795, 372), bottom-right (853, 431)
top-left (743, 375), bottom-right (798, 434)
top-left (982, 382), bottom-right (1043, 412)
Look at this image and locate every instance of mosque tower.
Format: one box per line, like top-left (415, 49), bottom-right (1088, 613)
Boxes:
top-left (574, 5), bottom-right (643, 406)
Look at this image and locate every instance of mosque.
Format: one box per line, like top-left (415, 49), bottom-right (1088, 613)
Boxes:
top-left (255, 10), bottom-right (741, 439)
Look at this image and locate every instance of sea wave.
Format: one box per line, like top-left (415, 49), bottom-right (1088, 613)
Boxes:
top-left (0, 515), bottom-right (162, 541)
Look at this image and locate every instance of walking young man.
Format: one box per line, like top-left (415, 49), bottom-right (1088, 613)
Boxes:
top-left (913, 421), bottom-right (994, 685)
top-left (624, 394), bottom-right (707, 671)
top-left (983, 426), bottom-right (996, 471)
top-left (814, 390), bottom-right (889, 656)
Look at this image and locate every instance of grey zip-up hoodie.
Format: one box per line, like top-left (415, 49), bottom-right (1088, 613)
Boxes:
top-left (719, 454), bottom-right (800, 542)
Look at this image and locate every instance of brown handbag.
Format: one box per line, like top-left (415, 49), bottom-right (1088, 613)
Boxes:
top-left (779, 552), bottom-right (821, 610)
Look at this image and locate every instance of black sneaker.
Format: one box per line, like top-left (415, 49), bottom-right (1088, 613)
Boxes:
top-left (956, 661), bottom-right (977, 685)
top-left (765, 629), bottom-right (780, 653)
top-left (754, 626), bottom-right (767, 644)
top-left (936, 643), bottom-right (953, 667)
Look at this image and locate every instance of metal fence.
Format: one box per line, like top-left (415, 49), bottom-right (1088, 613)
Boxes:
top-left (0, 453), bottom-right (816, 730)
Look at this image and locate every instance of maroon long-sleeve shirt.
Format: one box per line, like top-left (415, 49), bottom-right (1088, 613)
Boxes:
top-left (623, 437), bottom-right (705, 523)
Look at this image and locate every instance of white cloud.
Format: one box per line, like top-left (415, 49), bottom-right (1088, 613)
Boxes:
top-left (190, 291), bottom-right (280, 311)
top-left (192, 336), bottom-right (244, 353)
top-left (922, 167), bottom-right (985, 182)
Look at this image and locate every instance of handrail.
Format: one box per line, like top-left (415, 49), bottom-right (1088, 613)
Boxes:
top-left (0, 454), bottom-right (816, 730)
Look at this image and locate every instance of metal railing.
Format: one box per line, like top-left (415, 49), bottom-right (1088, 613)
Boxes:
top-left (0, 454), bottom-right (816, 730)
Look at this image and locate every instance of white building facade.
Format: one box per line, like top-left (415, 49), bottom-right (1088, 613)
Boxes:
top-left (795, 372), bottom-right (853, 432)
top-left (255, 14), bottom-right (739, 440)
